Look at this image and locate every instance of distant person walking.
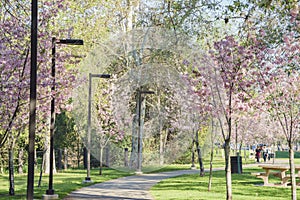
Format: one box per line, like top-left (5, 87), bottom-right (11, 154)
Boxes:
top-left (255, 147), bottom-right (261, 163)
top-left (267, 147), bottom-right (272, 161)
top-left (262, 146), bottom-right (268, 162)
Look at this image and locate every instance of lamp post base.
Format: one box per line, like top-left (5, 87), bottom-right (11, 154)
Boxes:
top-left (83, 177), bottom-right (93, 183)
top-left (42, 194), bottom-right (59, 200)
top-left (135, 171), bottom-right (143, 175)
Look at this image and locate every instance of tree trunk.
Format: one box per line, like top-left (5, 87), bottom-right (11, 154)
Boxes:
top-left (44, 149), bottom-right (50, 174)
top-left (239, 143), bottom-right (242, 155)
top-left (64, 148), bottom-right (68, 170)
top-left (0, 150), bottom-right (4, 174)
top-left (191, 139), bottom-right (195, 169)
top-left (34, 148), bottom-right (37, 169)
top-left (77, 142), bottom-right (80, 168)
top-left (243, 145), bottom-right (247, 163)
top-left (129, 112), bottom-right (138, 169)
top-left (105, 145), bottom-right (110, 167)
top-left (208, 143), bottom-right (214, 191)
top-left (288, 142), bottom-right (297, 200)
top-left (99, 147), bottom-right (103, 175)
top-left (157, 91), bottom-right (164, 166)
top-left (159, 129), bottom-right (164, 166)
top-left (44, 148), bottom-right (56, 174)
top-left (126, 0), bottom-right (139, 170)
top-left (8, 148), bottom-right (14, 195)
top-left (43, 132), bottom-right (56, 173)
top-left (18, 148), bottom-right (24, 174)
top-left (208, 119), bottom-right (215, 191)
top-left (129, 94), bottom-right (139, 170)
top-left (58, 149), bottom-right (62, 170)
top-left (38, 150), bottom-right (45, 187)
top-left (122, 0), bottom-right (139, 32)
top-left (197, 147), bottom-right (204, 176)
top-left (195, 131), bottom-right (204, 176)
top-left (235, 121), bottom-right (238, 155)
top-left (224, 139), bottom-right (232, 200)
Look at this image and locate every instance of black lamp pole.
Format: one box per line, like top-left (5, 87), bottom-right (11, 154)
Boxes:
top-left (137, 90), bottom-right (154, 173)
top-left (46, 37), bottom-right (83, 196)
top-left (85, 73), bottom-right (111, 182)
top-left (27, 0), bottom-right (38, 199)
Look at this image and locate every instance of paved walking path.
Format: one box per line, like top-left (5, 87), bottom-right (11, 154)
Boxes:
top-left (63, 169), bottom-right (200, 200)
top-left (64, 163), bottom-right (260, 200)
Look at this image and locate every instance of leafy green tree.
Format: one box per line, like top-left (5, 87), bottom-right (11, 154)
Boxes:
top-left (55, 111), bottom-right (82, 169)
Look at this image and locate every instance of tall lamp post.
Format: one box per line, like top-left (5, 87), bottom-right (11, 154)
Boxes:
top-left (27, 0), bottom-right (38, 199)
top-left (44, 37), bottom-right (83, 198)
top-left (136, 90), bottom-right (154, 174)
top-left (85, 73), bottom-right (111, 182)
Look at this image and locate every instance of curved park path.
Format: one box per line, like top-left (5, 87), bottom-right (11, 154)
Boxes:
top-left (63, 169), bottom-right (200, 200)
top-left (64, 164), bottom-right (259, 200)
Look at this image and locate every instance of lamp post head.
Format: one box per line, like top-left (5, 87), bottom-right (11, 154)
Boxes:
top-left (56, 39), bottom-right (84, 45)
top-left (90, 73), bottom-right (111, 79)
top-left (140, 90), bottom-right (155, 94)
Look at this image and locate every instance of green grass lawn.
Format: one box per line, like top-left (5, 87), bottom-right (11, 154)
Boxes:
top-left (150, 167), bottom-right (297, 200)
top-left (0, 168), bottom-right (131, 200)
top-left (0, 155), bottom-right (296, 200)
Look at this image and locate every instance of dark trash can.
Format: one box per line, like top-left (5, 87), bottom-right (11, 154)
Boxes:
top-left (231, 156), bottom-right (242, 174)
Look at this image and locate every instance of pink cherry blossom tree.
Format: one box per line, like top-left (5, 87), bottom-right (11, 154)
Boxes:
top-left (0, 0), bottom-right (81, 195)
top-left (262, 67), bottom-right (300, 199)
top-left (248, 11), bottom-right (300, 195)
top-left (92, 79), bottom-right (124, 175)
top-left (189, 35), bottom-right (265, 200)
top-left (212, 37), bottom-right (261, 200)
